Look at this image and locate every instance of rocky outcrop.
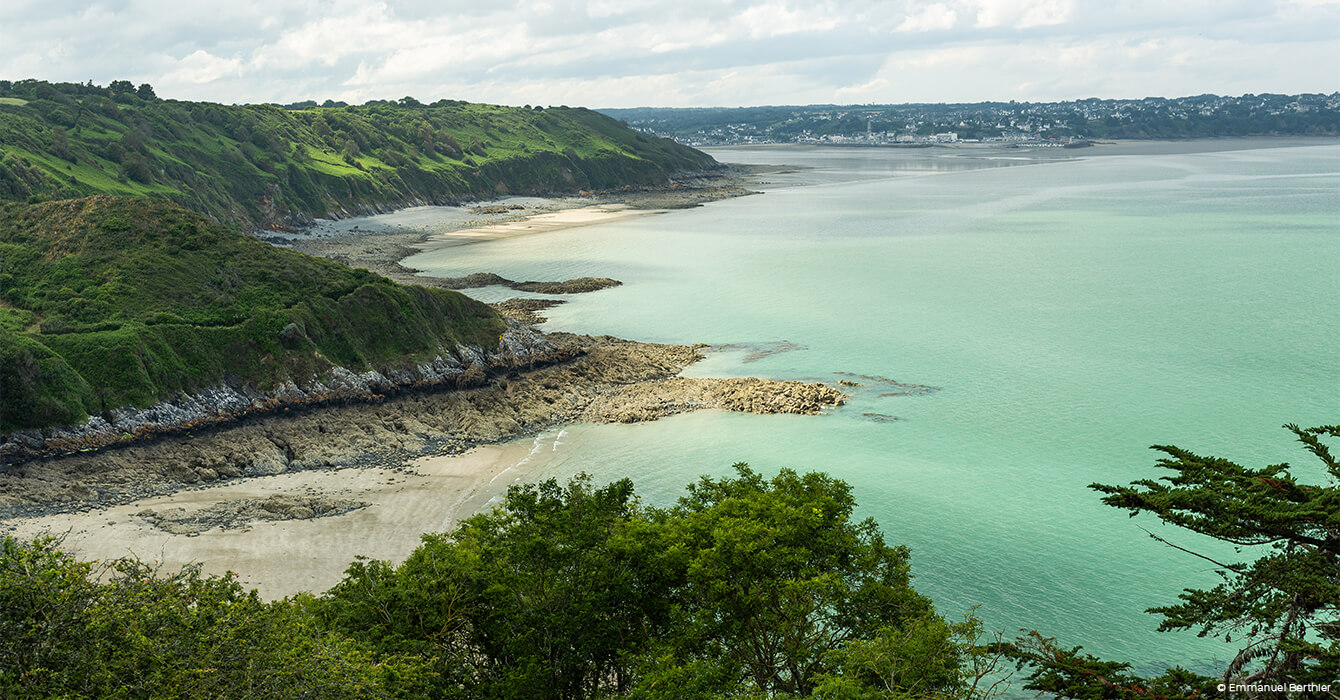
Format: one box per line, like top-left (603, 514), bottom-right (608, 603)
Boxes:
top-left (436, 272), bottom-right (622, 294)
top-left (137, 495), bottom-right (370, 535)
top-left (491, 298), bottom-right (565, 325)
top-left (0, 333), bottom-right (845, 518)
top-left (0, 321), bottom-right (569, 467)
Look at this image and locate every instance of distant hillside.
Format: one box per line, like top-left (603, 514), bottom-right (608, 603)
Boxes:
top-left (603, 92), bottom-right (1340, 145)
top-left (0, 196), bottom-right (507, 433)
top-left (0, 79), bottom-right (716, 230)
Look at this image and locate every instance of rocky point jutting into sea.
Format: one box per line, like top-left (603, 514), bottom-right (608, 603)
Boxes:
top-left (0, 165), bottom-right (842, 524)
top-left (0, 330), bottom-right (844, 519)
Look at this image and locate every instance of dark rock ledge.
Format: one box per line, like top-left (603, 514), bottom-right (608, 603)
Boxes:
top-left (0, 321), bottom-right (567, 468)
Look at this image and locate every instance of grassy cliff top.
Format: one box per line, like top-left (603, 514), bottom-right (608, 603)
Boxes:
top-left (0, 196), bottom-right (505, 432)
top-left (0, 79), bottom-right (716, 229)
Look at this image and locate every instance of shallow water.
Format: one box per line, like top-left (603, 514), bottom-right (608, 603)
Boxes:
top-left (404, 141), bottom-right (1340, 673)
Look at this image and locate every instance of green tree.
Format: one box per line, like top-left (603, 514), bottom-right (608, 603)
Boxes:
top-left (646, 465), bottom-right (952, 697)
top-left (49, 128), bottom-right (73, 162)
top-left (320, 468), bottom-right (994, 699)
top-left (0, 536), bottom-right (425, 699)
top-left (341, 138), bottom-right (361, 164)
top-left (321, 475), bottom-right (664, 698)
top-left (1007, 424), bottom-right (1340, 698)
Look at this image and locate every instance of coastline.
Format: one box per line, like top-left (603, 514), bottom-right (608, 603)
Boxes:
top-left (0, 165), bottom-right (803, 598)
top-left (269, 164), bottom-right (768, 290)
top-left (1, 333), bottom-right (844, 598)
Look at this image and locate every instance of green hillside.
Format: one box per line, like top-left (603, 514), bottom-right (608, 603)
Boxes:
top-left (0, 196), bottom-right (504, 432)
top-left (0, 79), bottom-right (715, 229)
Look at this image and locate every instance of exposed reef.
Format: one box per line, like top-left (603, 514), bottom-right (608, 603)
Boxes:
top-left (491, 298), bottom-right (566, 325)
top-left (435, 272), bottom-right (622, 294)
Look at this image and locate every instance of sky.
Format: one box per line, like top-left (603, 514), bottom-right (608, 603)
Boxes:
top-left (1, 0), bottom-right (1337, 108)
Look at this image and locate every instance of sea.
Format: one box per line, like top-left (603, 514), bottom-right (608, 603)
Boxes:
top-left (403, 140), bottom-right (1340, 675)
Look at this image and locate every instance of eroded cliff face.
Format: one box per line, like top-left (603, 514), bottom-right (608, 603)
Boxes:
top-left (0, 333), bottom-right (845, 518)
top-left (0, 321), bottom-right (569, 466)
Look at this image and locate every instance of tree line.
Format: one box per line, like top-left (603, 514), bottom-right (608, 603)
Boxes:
top-left (2, 425), bottom-right (1336, 698)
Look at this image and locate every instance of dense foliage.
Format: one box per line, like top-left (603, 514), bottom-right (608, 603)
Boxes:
top-left (5, 423), bottom-right (1332, 698)
top-left (0, 467), bottom-right (1009, 699)
top-left (0, 536), bottom-right (432, 698)
top-left (1006, 424), bottom-right (1340, 699)
top-left (0, 79), bottom-right (715, 229)
top-left (0, 196), bottom-right (504, 431)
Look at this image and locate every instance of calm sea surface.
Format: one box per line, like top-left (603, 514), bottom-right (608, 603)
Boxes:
top-left (404, 141), bottom-right (1340, 673)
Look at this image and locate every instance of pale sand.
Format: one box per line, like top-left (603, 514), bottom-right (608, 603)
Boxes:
top-left (417, 203), bottom-right (661, 248)
top-left (8, 441), bottom-right (544, 600)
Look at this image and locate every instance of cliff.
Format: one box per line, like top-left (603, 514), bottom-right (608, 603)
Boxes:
top-left (0, 79), bottom-right (717, 230)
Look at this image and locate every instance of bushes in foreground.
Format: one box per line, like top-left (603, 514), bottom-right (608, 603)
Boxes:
top-left (0, 466), bottom-right (1004, 699)
top-left (10, 423), bottom-right (1332, 698)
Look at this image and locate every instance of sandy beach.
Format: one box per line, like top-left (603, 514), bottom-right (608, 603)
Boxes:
top-left (416, 203), bottom-right (661, 248)
top-left (269, 166), bottom-right (764, 290)
top-left (8, 442), bottom-right (541, 599)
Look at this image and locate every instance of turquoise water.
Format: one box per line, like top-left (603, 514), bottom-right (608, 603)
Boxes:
top-left (405, 142), bottom-right (1340, 673)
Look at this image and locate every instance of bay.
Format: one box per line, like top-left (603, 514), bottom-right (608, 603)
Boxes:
top-left (404, 140), bottom-right (1340, 673)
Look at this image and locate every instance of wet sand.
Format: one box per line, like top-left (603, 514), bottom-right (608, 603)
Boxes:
top-left (9, 442), bottom-right (539, 599)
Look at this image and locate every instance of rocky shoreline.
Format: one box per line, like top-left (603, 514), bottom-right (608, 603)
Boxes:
top-left (0, 320), bottom-right (570, 468)
top-left (0, 333), bottom-right (843, 522)
top-left (0, 164), bottom-right (840, 527)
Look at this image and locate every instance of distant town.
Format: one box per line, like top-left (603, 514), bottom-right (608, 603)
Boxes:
top-left (600, 92), bottom-right (1340, 146)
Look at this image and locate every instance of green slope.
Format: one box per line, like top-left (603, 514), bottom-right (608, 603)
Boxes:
top-left (0, 196), bottom-right (505, 432)
top-left (0, 79), bottom-right (716, 229)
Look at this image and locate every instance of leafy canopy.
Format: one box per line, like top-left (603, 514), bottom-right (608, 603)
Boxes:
top-left (1007, 424), bottom-right (1340, 699)
top-left (316, 466), bottom-right (1010, 699)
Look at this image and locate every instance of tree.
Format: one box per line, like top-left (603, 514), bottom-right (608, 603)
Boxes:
top-left (321, 475), bottom-right (664, 698)
top-left (49, 128), bottom-right (73, 162)
top-left (319, 468), bottom-right (998, 699)
top-left (136, 83), bottom-right (157, 100)
top-left (341, 138), bottom-right (360, 164)
top-left (0, 536), bottom-right (424, 699)
top-left (648, 465), bottom-right (954, 697)
top-left (1007, 424), bottom-right (1340, 698)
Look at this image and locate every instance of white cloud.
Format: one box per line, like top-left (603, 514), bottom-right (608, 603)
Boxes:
top-left (898, 4), bottom-right (958, 32)
top-left (252, 3), bottom-right (407, 69)
top-left (737, 2), bottom-right (842, 39)
top-left (835, 76), bottom-right (891, 100)
top-left (162, 50), bottom-right (243, 85)
top-left (968, 0), bottom-right (1073, 29)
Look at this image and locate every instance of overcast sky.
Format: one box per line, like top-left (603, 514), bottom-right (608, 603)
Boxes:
top-left (1, 0), bottom-right (1336, 108)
